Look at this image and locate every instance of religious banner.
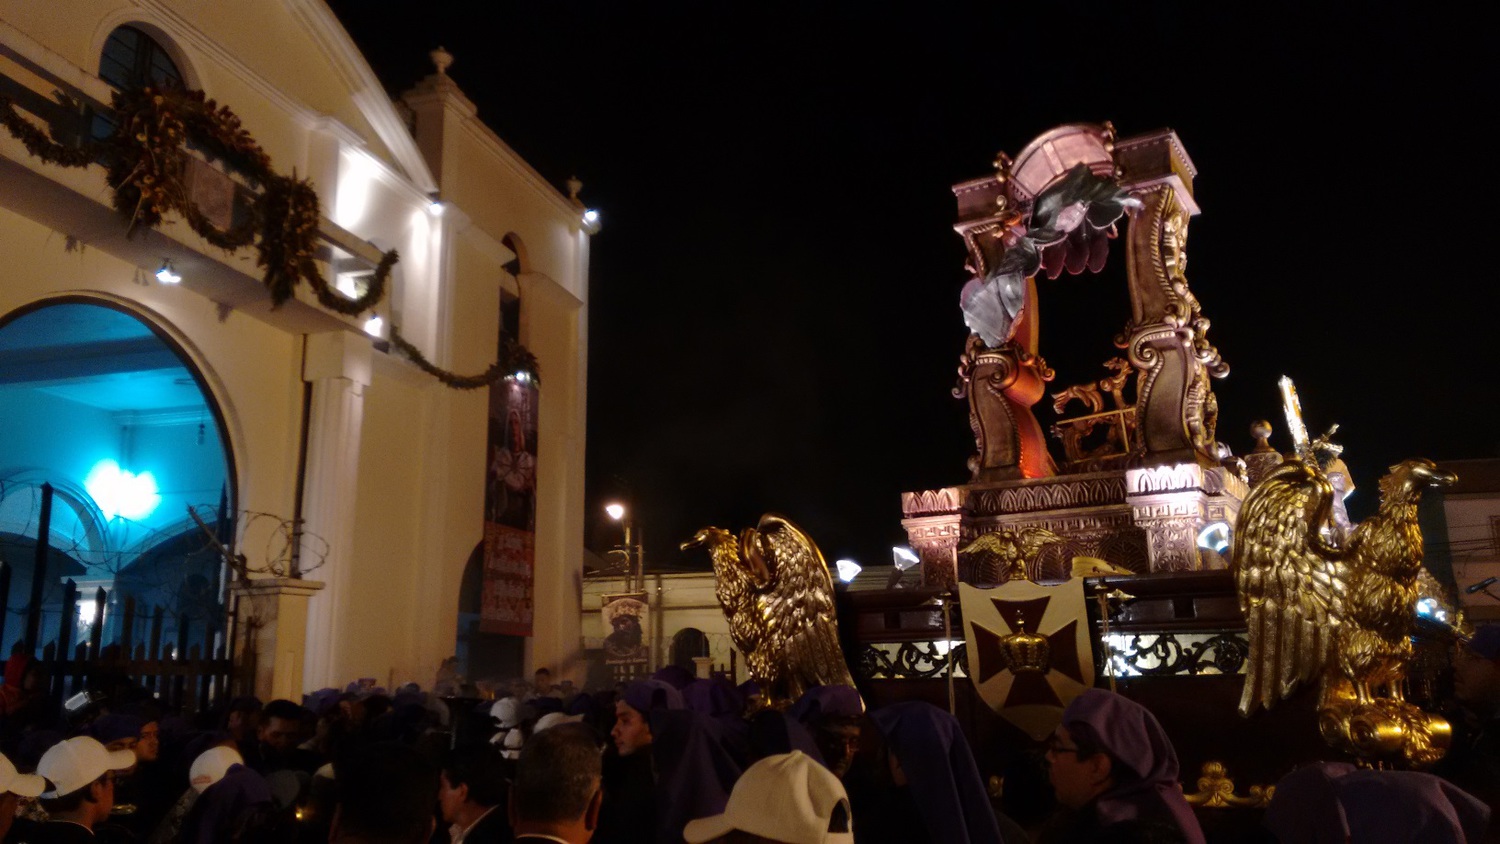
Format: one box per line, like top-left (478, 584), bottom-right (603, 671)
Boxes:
top-left (601, 592), bottom-right (650, 666)
top-left (959, 579), bottom-right (1094, 740)
top-left (480, 375), bottom-right (538, 635)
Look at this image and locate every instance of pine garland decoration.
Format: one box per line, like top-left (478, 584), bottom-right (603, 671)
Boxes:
top-left (2, 84), bottom-right (532, 389)
top-left (389, 326), bottom-right (539, 389)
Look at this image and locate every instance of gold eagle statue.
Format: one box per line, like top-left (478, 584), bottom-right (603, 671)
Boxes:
top-left (960, 527), bottom-right (1066, 584)
top-left (682, 514), bottom-right (856, 705)
top-left (1233, 457), bottom-right (1456, 767)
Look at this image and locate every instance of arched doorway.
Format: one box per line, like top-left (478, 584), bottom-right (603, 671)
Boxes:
top-left (0, 299), bottom-right (234, 661)
top-left (456, 541), bottom-right (524, 689)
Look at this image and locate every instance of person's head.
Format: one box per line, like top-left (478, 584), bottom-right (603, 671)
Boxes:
top-left (1266, 764), bottom-right (1490, 844)
top-left (1455, 625), bottom-right (1500, 712)
top-left (332, 742), bottom-right (439, 843)
top-left (438, 745), bottom-right (508, 825)
top-left (1045, 723), bottom-right (1119, 810)
top-left (791, 686), bottom-right (864, 779)
top-left (259, 699), bottom-right (305, 754)
top-left (0, 751), bottom-right (46, 839)
top-left (191, 745), bottom-right (246, 793)
top-left (612, 699), bottom-right (652, 757)
top-left (224, 696), bottom-right (262, 743)
top-left (612, 679), bottom-right (683, 756)
top-left (534, 667), bottom-right (554, 691)
top-left (684, 751), bottom-right (853, 844)
top-left (36, 736), bottom-right (136, 828)
top-left (508, 722), bottom-right (602, 841)
top-left (88, 713), bottom-right (145, 768)
top-left (1049, 689), bottom-right (1201, 841)
top-left (136, 719), bottom-right (161, 763)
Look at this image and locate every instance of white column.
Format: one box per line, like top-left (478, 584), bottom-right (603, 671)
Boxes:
top-left (300, 331), bottom-right (371, 691)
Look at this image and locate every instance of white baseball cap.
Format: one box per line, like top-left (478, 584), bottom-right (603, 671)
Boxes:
top-left (0, 752), bottom-right (45, 798)
top-left (36, 736), bottom-right (136, 798)
top-left (683, 751), bottom-right (853, 844)
top-left (490, 697), bottom-right (522, 729)
top-left (533, 712), bottom-right (584, 733)
top-left (189, 745), bottom-right (245, 793)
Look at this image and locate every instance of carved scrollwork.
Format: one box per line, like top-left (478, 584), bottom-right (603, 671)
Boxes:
top-left (1182, 761), bottom-right (1275, 809)
top-left (1103, 632), bottom-right (1249, 677)
top-left (856, 641), bottom-right (967, 680)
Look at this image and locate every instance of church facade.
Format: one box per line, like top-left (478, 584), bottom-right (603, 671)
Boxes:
top-left (0, 1), bottom-right (590, 699)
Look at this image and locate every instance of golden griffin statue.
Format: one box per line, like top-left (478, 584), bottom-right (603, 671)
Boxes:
top-left (1233, 457), bottom-right (1456, 767)
top-left (682, 514), bottom-right (856, 705)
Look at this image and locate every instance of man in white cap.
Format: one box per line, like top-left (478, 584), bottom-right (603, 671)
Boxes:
top-left (28, 735), bottom-right (136, 841)
top-left (683, 751), bottom-right (854, 844)
top-left (1, 750), bottom-right (46, 840)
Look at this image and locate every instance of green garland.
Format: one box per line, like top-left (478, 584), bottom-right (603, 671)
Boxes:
top-left (2, 85), bottom-right (535, 388)
top-left (0, 86), bottom-right (388, 310)
top-left (390, 325), bottom-right (539, 389)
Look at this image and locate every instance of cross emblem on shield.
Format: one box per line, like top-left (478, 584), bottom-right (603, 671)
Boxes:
top-left (960, 580), bottom-right (1096, 740)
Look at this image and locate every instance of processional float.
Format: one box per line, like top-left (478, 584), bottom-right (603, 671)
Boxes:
top-left (687, 123), bottom-right (1461, 782)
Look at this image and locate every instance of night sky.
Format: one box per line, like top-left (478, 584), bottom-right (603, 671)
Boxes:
top-left (328, 2), bottom-right (1496, 572)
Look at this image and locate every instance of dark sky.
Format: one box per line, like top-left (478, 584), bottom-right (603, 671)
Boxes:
top-left (328, 2), bottom-right (1496, 572)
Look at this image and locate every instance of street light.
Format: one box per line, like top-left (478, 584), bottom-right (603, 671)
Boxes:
top-left (604, 502), bottom-right (641, 591)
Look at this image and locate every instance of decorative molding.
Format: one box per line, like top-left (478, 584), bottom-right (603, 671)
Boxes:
top-left (967, 474), bottom-right (1127, 516)
top-left (901, 488), bottom-right (962, 518)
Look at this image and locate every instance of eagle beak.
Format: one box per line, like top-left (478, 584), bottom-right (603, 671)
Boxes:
top-left (1428, 469), bottom-right (1458, 488)
top-left (680, 531), bottom-right (708, 552)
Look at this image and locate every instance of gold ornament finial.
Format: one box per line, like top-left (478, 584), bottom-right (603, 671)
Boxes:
top-left (430, 46), bottom-right (454, 76)
top-left (1249, 420), bottom-right (1276, 454)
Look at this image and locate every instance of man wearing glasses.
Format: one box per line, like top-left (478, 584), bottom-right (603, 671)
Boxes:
top-left (18, 736), bottom-right (136, 842)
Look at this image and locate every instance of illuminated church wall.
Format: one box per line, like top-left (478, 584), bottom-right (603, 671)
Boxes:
top-left (2, 2), bottom-right (590, 696)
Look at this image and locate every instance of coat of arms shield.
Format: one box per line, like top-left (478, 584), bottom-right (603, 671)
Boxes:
top-left (959, 579), bottom-right (1095, 740)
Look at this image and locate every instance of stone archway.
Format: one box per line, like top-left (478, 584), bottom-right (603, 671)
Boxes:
top-left (0, 298), bottom-right (235, 657)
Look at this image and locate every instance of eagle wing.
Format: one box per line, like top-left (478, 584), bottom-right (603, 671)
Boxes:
top-left (754, 514), bottom-right (855, 694)
top-left (1232, 459), bottom-right (1346, 716)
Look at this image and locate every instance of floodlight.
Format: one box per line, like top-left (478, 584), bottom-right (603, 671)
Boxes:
top-left (892, 545), bottom-right (920, 570)
top-left (363, 315), bottom-right (384, 337)
top-left (835, 558), bottom-right (862, 583)
top-left (1196, 522), bottom-right (1231, 555)
top-left (605, 503), bottom-right (626, 521)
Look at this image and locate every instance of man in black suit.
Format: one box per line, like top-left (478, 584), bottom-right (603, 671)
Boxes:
top-left (509, 723), bottom-right (602, 844)
top-left (439, 745), bottom-right (512, 843)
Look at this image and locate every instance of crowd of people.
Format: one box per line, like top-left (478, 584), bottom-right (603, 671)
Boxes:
top-left (0, 624), bottom-right (1494, 844)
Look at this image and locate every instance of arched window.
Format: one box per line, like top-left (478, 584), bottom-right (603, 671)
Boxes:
top-left (99, 25), bottom-right (183, 89)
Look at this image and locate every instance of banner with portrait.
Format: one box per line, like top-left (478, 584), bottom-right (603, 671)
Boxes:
top-left (480, 375), bottom-right (538, 635)
top-left (601, 592), bottom-right (650, 666)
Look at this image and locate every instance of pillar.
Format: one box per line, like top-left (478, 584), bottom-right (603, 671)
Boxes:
top-left (299, 330), bottom-right (371, 691)
top-left (232, 577), bottom-right (325, 702)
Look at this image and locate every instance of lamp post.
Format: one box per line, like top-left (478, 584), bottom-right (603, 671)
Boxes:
top-left (605, 502), bottom-right (642, 592)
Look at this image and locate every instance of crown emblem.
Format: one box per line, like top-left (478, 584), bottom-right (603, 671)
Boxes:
top-left (1000, 619), bottom-right (1051, 674)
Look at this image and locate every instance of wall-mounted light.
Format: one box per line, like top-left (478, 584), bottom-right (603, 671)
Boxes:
top-left (835, 558), bottom-right (862, 583)
top-left (429, 200), bottom-right (445, 216)
top-left (581, 208), bottom-right (602, 234)
top-left (363, 315), bottom-right (384, 337)
top-left (605, 502), bottom-right (626, 521)
top-left (512, 370), bottom-right (532, 384)
top-left (155, 260), bottom-right (181, 284)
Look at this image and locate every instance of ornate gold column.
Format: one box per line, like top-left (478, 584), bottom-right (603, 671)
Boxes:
top-left (1116, 132), bottom-right (1227, 470)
